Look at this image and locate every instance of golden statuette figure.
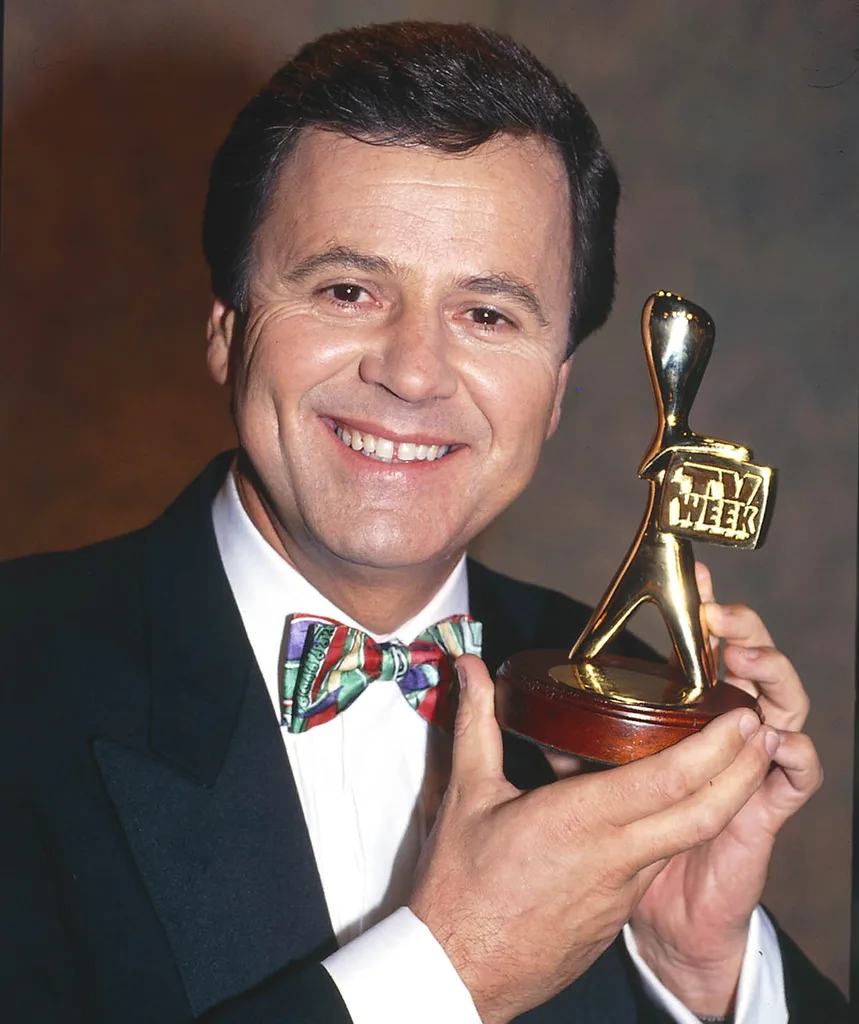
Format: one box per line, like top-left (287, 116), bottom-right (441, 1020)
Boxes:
top-left (495, 291), bottom-right (775, 764)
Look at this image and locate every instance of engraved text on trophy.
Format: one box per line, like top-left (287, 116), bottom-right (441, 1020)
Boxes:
top-left (657, 451), bottom-right (773, 550)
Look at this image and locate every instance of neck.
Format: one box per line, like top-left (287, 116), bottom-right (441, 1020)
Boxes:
top-left (233, 464), bottom-right (462, 635)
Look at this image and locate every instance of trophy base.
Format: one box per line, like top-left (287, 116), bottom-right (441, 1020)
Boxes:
top-left (495, 650), bottom-right (761, 766)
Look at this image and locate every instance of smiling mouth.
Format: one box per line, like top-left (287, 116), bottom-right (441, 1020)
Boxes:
top-left (332, 421), bottom-right (453, 464)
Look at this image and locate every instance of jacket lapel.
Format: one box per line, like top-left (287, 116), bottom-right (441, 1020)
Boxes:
top-left (94, 455), bottom-right (335, 1017)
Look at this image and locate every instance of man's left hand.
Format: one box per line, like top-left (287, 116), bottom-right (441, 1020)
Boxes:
top-left (545, 563), bottom-right (822, 1016)
top-left (625, 563), bottom-right (822, 1016)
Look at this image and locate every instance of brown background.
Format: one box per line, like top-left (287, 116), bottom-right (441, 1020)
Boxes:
top-left (2, 0), bottom-right (856, 994)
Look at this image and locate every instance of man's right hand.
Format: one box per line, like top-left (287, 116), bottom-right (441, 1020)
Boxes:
top-left (408, 654), bottom-right (778, 1024)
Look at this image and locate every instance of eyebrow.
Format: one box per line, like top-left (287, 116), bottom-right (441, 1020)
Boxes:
top-left (284, 245), bottom-right (395, 282)
top-left (284, 245), bottom-right (549, 326)
top-left (458, 273), bottom-right (549, 327)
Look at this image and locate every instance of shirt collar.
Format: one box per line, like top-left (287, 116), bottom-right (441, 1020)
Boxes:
top-left (212, 467), bottom-right (470, 707)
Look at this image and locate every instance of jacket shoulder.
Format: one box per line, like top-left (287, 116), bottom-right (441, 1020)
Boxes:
top-left (0, 530), bottom-right (149, 704)
top-left (0, 452), bottom-right (231, 642)
top-left (0, 529), bottom-right (147, 618)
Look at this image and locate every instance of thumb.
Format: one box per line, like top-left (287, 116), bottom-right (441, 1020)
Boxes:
top-left (449, 654), bottom-right (505, 789)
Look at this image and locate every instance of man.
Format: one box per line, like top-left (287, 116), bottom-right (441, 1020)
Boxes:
top-left (1, 21), bottom-right (847, 1024)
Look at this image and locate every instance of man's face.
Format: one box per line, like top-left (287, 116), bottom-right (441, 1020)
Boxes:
top-left (208, 130), bottom-right (573, 577)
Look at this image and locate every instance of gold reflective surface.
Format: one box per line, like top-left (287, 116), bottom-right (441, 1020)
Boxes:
top-left (658, 452), bottom-right (772, 548)
top-left (568, 291), bottom-right (776, 703)
top-left (549, 661), bottom-right (690, 707)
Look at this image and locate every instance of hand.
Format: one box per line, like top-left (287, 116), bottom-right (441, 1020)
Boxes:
top-left (409, 653), bottom-right (778, 1024)
top-left (628, 563), bottom-right (823, 1016)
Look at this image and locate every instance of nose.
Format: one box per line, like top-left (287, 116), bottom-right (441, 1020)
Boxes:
top-left (358, 306), bottom-right (458, 403)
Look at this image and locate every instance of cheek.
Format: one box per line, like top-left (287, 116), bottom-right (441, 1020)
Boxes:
top-left (470, 357), bottom-right (561, 458)
top-left (236, 316), bottom-right (349, 412)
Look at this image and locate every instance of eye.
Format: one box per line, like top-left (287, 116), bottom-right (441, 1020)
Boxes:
top-left (328, 283), bottom-right (367, 304)
top-left (316, 281), bottom-right (379, 316)
top-left (467, 306), bottom-right (514, 329)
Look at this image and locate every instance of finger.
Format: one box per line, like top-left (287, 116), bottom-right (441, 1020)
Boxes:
top-left (544, 751), bottom-right (589, 779)
top-left (694, 562), bottom-right (720, 656)
top-left (722, 675), bottom-right (758, 700)
top-left (585, 707), bottom-right (762, 827)
top-left (703, 602), bottom-right (774, 649)
top-left (449, 655), bottom-right (506, 790)
top-left (723, 644), bottom-right (809, 730)
top-left (694, 561), bottom-right (715, 604)
top-left (758, 732), bottom-right (823, 818)
top-left (626, 723), bottom-right (780, 867)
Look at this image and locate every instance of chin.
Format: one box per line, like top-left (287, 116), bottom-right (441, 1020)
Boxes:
top-left (316, 517), bottom-right (463, 573)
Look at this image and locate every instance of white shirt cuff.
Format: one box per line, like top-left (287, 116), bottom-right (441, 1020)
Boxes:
top-left (323, 907), bottom-right (481, 1024)
top-left (623, 906), bottom-right (787, 1022)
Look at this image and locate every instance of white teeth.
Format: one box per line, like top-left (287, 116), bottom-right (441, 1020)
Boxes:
top-left (375, 437), bottom-right (395, 460)
top-left (334, 423), bottom-right (453, 463)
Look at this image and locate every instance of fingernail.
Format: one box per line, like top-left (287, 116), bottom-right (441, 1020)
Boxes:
top-left (739, 712), bottom-right (759, 741)
top-left (455, 659), bottom-right (468, 691)
top-left (742, 647), bottom-right (760, 660)
top-left (765, 729), bottom-right (782, 758)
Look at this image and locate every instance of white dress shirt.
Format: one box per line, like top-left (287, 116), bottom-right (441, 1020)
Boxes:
top-left (212, 469), bottom-right (786, 1023)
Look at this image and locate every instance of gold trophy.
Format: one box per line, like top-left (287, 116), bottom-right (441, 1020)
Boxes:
top-left (495, 291), bottom-right (775, 764)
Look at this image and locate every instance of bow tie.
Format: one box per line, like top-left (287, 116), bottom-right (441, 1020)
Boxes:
top-left (281, 614), bottom-right (482, 734)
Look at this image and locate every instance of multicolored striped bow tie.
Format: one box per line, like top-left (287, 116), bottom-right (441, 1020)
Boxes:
top-left (281, 614), bottom-right (483, 734)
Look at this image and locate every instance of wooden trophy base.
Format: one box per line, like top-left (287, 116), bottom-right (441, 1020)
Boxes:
top-left (495, 650), bottom-right (761, 766)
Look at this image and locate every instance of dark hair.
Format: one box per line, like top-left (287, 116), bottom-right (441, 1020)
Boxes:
top-left (202, 21), bottom-right (620, 353)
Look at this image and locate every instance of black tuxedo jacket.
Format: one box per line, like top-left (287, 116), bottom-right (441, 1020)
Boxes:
top-left (0, 455), bottom-right (846, 1022)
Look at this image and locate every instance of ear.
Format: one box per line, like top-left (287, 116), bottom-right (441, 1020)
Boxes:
top-left (206, 299), bottom-right (239, 386)
top-left (545, 355), bottom-right (573, 439)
